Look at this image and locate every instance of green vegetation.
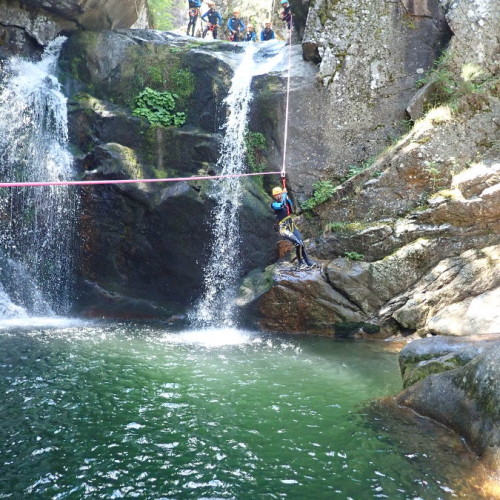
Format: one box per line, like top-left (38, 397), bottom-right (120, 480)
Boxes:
top-left (324, 221), bottom-right (349, 233)
top-left (423, 160), bottom-right (445, 192)
top-left (342, 158), bottom-right (377, 182)
top-left (147, 0), bottom-right (174, 30)
top-left (416, 56), bottom-right (498, 111)
top-left (125, 46), bottom-right (196, 123)
top-left (301, 180), bottom-right (337, 211)
top-left (133, 87), bottom-right (186, 127)
top-left (324, 220), bottom-right (375, 235)
top-left (245, 132), bottom-right (267, 172)
top-left (244, 131), bottom-right (268, 189)
top-left (344, 251), bottom-right (364, 261)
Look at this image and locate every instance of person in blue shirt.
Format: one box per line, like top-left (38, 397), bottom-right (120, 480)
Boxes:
top-left (260, 22), bottom-right (275, 41)
top-left (201, 3), bottom-right (223, 39)
top-left (227, 11), bottom-right (245, 42)
top-left (187, 0), bottom-right (202, 36)
top-left (271, 186), bottom-right (314, 270)
top-left (243, 24), bottom-right (257, 42)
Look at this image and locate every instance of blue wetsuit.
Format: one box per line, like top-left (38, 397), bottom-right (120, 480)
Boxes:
top-left (227, 17), bottom-right (245, 41)
top-left (271, 192), bottom-right (313, 267)
top-left (243, 30), bottom-right (257, 42)
top-left (260, 28), bottom-right (275, 41)
top-left (187, 0), bottom-right (202, 36)
top-left (201, 9), bottom-right (223, 38)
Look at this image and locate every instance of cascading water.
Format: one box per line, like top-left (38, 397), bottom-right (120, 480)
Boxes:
top-left (191, 45), bottom-right (259, 328)
top-left (192, 43), bottom-right (285, 328)
top-left (0, 37), bottom-right (77, 318)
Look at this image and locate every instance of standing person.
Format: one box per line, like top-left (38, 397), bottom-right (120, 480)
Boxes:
top-left (227, 10), bottom-right (245, 42)
top-left (260, 22), bottom-right (275, 41)
top-left (271, 186), bottom-right (314, 270)
top-left (201, 3), bottom-right (223, 39)
top-left (187, 0), bottom-right (202, 37)
top-left (280, 0), bottom-right (292, 30)
top-left (243, 24), bottom-right (257, 42)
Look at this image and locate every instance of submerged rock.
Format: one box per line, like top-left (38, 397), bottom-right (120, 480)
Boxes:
top-left (396, 335), bottom-right (500, 471)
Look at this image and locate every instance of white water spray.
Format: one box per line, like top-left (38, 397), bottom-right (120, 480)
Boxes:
top-left (191, 45), bottom-right (259, 327)
top-left (0, 37), bottom-right (77, 316)
top-left (191, 43), bottom-right (286, 328)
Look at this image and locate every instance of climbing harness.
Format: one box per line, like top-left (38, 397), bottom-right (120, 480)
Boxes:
top-left (202, 22), bottom-right (218, 39)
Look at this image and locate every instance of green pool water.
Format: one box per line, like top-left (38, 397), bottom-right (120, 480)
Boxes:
top-left (0, 321), bottom-right (491, 498)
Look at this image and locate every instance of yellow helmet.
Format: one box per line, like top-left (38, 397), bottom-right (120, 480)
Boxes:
top-left (272, 186), bottom-right (283, 196)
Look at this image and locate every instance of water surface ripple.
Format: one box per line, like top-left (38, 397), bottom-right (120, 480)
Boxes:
top-left (0, 322), bottom-right (492, 498)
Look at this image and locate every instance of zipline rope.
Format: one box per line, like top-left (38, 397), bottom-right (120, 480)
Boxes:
top-left (2, 14), bottom-right (295, 192)
top-left (0, 170), bottom-right (282, 189)
top-left (280, 14), bottom-right (293, 192)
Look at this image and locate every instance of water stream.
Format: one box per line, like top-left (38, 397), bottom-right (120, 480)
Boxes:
top-left (0, 323), bottom-right (493, 498)
top-left (0, 38), bottom-right (496, 500)
top-left (191, 45), bottom-right (259, 327)
top-left (0, 37), bottom-right (77, 318)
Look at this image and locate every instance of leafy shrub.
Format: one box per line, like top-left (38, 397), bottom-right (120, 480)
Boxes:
top-left (133, 87), bottom-right (186, 127)
top-left (245, 131), bottom-right (267, 172)
top-left (344, 251), bottom-right (364, 261)
top-left (301, 180), bottom-right (337, 211)
top-left (417, 57), bottom-right (497, 110)
top-left (324, 221), bottom-right (349, 233)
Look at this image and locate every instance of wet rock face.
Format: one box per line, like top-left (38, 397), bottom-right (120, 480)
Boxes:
top-left (236, 261), bottom-right (387, 337)
top-left (60, 31), bottom-right (278, 317)
top-left (396, 336), bottom-right (500, 470)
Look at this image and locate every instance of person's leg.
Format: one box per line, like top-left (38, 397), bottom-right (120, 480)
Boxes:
top-left (213, 27), bottom-right (218, 39)
top-left (280, 225), bottom-right (304, 266)
top-left (293, 228), bottom-right (313, 267)
top-left (300, 245), bottom-right (313, 267)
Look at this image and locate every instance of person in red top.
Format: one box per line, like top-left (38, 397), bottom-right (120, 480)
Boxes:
top-left (280, 0), bottom-right (292, 30)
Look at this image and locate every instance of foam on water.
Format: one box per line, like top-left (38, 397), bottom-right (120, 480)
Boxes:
top-left (163, 327), bottom-right (255, 347)
top-left (0, 316), bottom-right (90, 330)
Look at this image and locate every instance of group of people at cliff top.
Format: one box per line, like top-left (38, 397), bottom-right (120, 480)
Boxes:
top-left (186, 0), bottom-right (292, 41)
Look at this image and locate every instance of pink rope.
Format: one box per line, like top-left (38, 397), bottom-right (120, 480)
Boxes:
top-left (0, 171), bottom-right (282, 188)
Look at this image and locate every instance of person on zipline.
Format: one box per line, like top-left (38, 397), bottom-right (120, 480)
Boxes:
top-left (187, 0), bottom-right (202, 36)
top-left (280, 0), bottom-right (293, 30)
top-left (260, 22), bottom-right (275, 41)
top-left (243, 24), bottom-right (257, 42)
top-left (201, 3), bottom-right (223, 39)
top-left (271, 186), bottom-right (314, 270)
top-left (227, 11), bottom-right (245, 41)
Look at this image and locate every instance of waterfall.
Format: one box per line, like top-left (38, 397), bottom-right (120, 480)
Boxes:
top-left (192, 45), bottom-right (259, 328)
top-left (0, 37), bottom-right (77, 317)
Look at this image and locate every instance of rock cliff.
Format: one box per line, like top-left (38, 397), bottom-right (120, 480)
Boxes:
top-left (241, 0), bottom-right (500, 339)
top-left (0, 0), bottom-right (149, 58)
top-left (1, 0), bottom-right (498, 333)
